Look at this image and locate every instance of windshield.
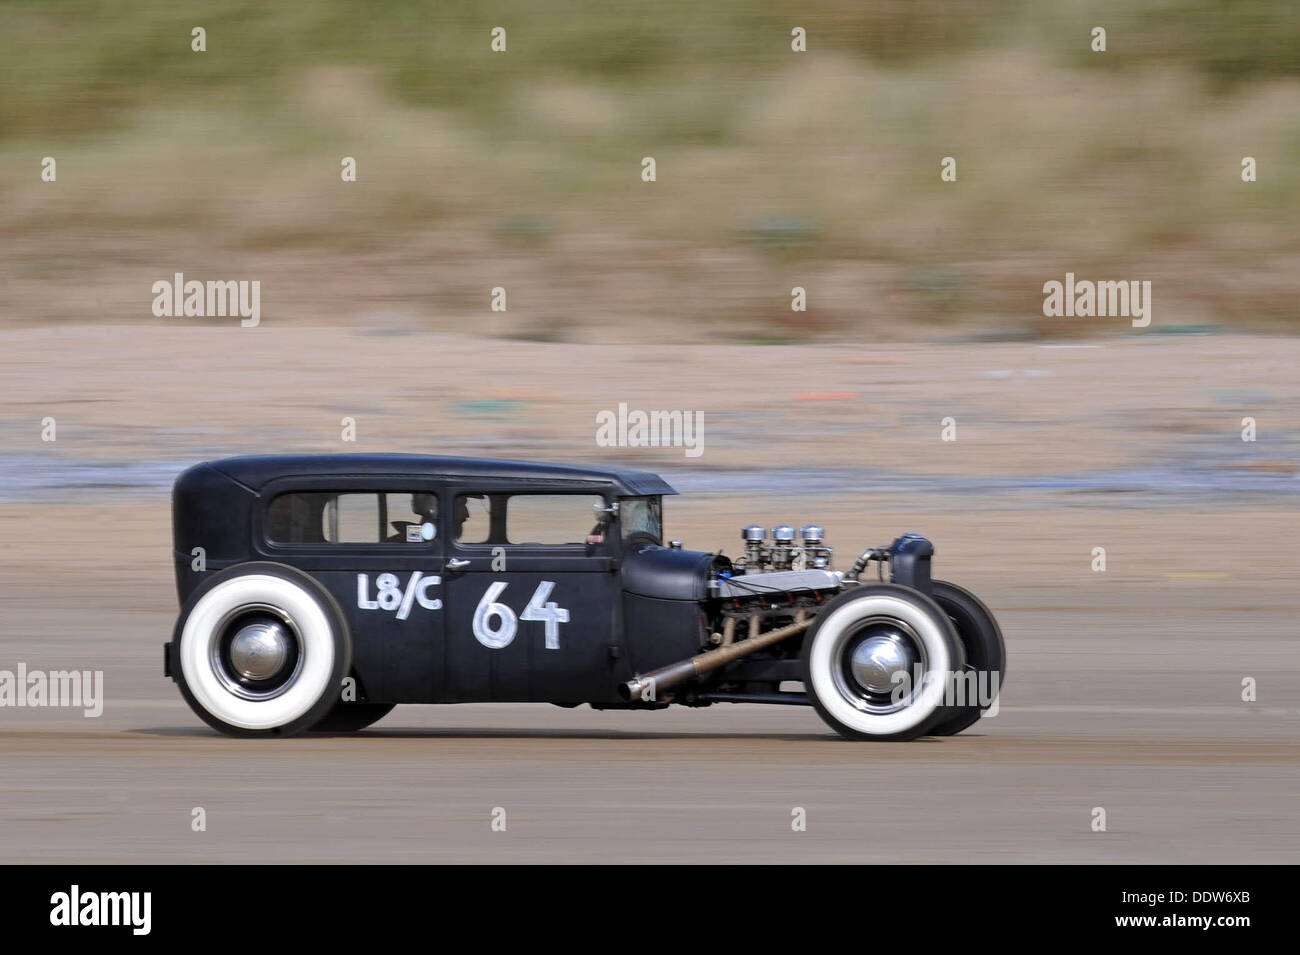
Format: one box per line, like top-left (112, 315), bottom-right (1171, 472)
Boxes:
top-left (619, 496), bottom-right (662, 545)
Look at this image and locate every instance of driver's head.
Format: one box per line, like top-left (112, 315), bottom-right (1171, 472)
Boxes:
top-left (412, 492), bottom-right (438, 521)
top-left (454, 496), bottom-right (472, 536)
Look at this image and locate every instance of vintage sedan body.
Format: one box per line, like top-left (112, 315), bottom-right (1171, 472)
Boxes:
top-left (165, 454), bottom-right (1004, 739)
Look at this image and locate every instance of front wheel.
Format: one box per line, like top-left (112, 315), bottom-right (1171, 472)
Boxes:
top-left (802, 583), bottom-right (965, 741)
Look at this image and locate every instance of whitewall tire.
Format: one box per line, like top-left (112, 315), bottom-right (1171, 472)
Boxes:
top-left (172, 562), bottom-right (351, 737)
top-left (802, 583), bottom-right (964, 741)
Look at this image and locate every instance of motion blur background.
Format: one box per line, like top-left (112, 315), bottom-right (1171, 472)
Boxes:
top-left (2, 0), bottom-right (1298, 341)
top-left (0, 2), bottom-right (1297, 863)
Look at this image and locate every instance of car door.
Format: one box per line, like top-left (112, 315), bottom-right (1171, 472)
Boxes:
top-left (256, 476), bottom-right (447, 703)
top-left (440, 483), bottom-right (623, 703)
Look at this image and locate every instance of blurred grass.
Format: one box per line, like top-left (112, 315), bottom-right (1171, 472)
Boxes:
top-left (0, 0), bottom-right (1298, 339)
top-left (6, 0), bottom-right (1298, 137)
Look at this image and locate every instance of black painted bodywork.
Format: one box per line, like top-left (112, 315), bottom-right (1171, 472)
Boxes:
top-left (171, 454), bottom-right (702, 705)
top-left (168, 453), bottom-right (934, 707)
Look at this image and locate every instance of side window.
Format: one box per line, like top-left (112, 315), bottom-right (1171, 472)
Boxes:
top-left (266, 491), bottom-right (332, 543)
top-left (266, 491), bottom-right (438, 545)
top-left (327, 493), bottom-right (381, 543)
top-left (507, 494), bottom-right (604, 545)
top-left (453, 493), bottom-right (604, 546)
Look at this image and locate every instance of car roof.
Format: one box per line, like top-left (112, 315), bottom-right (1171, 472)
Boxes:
top-left (202, 453), bottom-right (677, 496)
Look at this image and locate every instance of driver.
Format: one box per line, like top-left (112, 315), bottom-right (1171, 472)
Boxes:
top-left (388, 492), bottom-right (438, 543)
top-left (412, 492), bottom-right (438, 524)
top-left (453, 495), bottom-right (480, 540)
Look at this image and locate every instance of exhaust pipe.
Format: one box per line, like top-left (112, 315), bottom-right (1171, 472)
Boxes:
top-left (621, 612), bottom-right (810, 702)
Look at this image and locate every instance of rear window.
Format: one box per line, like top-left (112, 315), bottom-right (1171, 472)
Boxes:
top-left (266, 491), bottom-right (438, 544)
top-left (454, 493), bottom-right (604, 546)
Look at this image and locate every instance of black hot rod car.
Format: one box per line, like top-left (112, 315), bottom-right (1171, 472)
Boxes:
top-left (165, 454), bottom-right (1004, 740)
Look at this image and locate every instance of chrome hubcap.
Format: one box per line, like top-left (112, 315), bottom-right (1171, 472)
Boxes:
top-left (849, 631), bottom-right (918, 696)
top-left (831, 615), bottom-right (929, 715)
top-left (228, 621), bottom-right (291, 681)
top-left (210, 605), bottom-right (303, 700)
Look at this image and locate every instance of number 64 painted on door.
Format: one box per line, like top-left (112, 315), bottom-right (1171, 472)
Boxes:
top-left (473, 580), bottom-right (569, 650)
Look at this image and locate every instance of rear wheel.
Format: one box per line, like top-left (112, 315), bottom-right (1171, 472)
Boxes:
top-left (311, 702), bottom-right (395, 732)
top-left (802, 583), bottom-right (964, 741)
top-left (172, 562), bottom-right (351, 737)
top-left (927, 580), bottom-right (1005, 737)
